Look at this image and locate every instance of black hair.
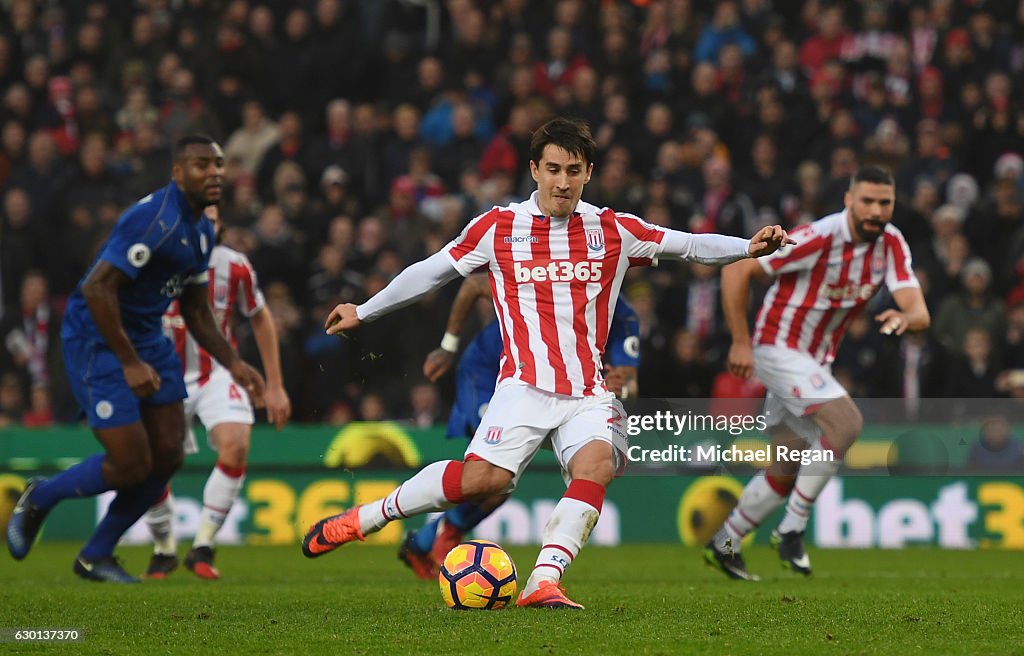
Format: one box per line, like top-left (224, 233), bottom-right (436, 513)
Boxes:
top-left (173, 135), bottom-right (217, 162)
top-left (850, 166), bottom-right (894, 188)
top-left (530, 117), bottom-right (596, 167)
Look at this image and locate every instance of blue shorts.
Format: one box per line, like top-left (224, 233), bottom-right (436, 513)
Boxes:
top-left (446, 366), bottom-right (496, 440)
top-left (64, 337), bottom-right (187, 429)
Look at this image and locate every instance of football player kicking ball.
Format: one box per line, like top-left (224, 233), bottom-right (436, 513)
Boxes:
top-left (705, 167), bottom-right (930, 581)
top-left (142, 205), bottom-right (291, 580)
top-left (302, 117), bottom-right (792, 609)
top-left (398, 272), bottom-right (640, 579)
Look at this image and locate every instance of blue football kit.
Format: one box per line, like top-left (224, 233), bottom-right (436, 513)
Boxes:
top-left (62, 182), bottom-right (215, 428)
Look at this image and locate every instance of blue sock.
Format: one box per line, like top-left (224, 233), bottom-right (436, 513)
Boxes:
top-left (446, 501), bottom-right (500, 533)
top-left (411, 515), bottom-right (442, 555)
top-left (79, 475), bottom-right (166, 560)
top-left (30, 454), bottom-right (110, 510)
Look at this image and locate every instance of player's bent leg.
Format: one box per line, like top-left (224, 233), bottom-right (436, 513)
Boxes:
top-left (79, 404), bottom-right (187, 581)
top-left (779, 398), bottom-right (860, 527)
top-left (8, 427), bottom-right (150, 561)
top-left (705, 426), bottom-right (804, 581)
top-left (75, 417), bottom-right (175, 580)
top-left (304, 459), bottom-right (501, 559)
top-left (187, 423), bottom-right (251, 580)
top-left (770, 397), bottom-right (859, 574)
top-left (518, 441), bottom-right (613, 610)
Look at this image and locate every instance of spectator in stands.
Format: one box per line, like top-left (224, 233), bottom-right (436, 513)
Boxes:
top-left (2, 0), bottom-right (1024, 424)
top-left (935, 258), bottom-right (1007, 362)
top-left (967, 416), bottom-right (1024, 473)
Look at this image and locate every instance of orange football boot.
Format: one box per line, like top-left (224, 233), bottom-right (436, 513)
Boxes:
top-left (302, 507), bottom-right (365, 558)
top-left (516, 580), bottom-right (584, 610)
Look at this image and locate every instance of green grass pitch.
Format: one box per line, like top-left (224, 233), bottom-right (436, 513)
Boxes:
top-left (2, 544), bottom-right (1021, 655)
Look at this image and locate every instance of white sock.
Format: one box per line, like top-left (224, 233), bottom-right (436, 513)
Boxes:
top-left (145, 489), bottom-right (177, 555)
top-left (777, 438), bottom-right (842, 534)
top-left (194, 462), bottom-right (245, 549)
top-left (357, 460), bottom-right (462, 535)
top-left (713, 471), bottom-right (787, 553)
top-left (522, 480), bottom-right (604, 598)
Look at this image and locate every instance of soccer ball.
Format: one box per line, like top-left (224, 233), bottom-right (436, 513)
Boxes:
top-left (438, 540), bottom-right (517, 610)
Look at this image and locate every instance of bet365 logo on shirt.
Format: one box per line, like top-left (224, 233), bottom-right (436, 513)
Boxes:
top-left (513, 260), bottom-right (603, 283)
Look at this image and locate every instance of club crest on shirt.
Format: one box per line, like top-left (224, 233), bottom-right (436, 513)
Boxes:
top-left (872, 253), bottom-right (886, 274)
top-left (586, 229), bottom-right (605, 251)
top-left (484, 426), bottom-right (503, 444)
top-left (127, 243), bottom-right (151, 267)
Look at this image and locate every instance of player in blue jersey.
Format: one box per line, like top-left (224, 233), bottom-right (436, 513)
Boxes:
top-left (5, 136), bottom-right (265, 583)
top-left (398, 273), bottom-right (639, 579)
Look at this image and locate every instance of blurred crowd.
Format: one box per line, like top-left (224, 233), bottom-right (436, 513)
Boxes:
top-left (2, 0), bottom-right (1024, 428)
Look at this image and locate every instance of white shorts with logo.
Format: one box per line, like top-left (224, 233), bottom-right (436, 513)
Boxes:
top-left (465, 381), bottom-right (629, 488)
top-left (182, 366), bottom-right (254, 455)
top-left (753, 345), bottom-right (848, 444)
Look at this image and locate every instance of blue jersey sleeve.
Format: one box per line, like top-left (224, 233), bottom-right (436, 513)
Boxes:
top-left (607, 297), bottom-right (640, 368)
top-left (100, 192), bottom-right (177, 281)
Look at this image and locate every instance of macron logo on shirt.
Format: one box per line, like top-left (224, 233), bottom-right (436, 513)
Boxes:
top-left (513, 260), bottom-right (604, 283)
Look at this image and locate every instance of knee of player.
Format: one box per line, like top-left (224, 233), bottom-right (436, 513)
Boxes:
top-left (151, 444), bottom-right (184, 476)
top-left (217, 438), bottom-right (250, 468)
top-left (114, 458), bottom-right (153, 486)
top-left (571, 461), bottom-right (615, 487)
top-left (460, 464), bottom-right (513, 499)
top-left (567, 447), bottom-right (616, 486)
top-left (838, 405), bottom-right (864, 442)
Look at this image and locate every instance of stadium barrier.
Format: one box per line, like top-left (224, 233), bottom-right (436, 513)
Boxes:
top-left (1, 414), bottom-right (1021, 548)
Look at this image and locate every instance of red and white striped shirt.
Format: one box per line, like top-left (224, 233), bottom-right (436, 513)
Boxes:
top-left (162, 245), bottom-right (265, 386)
top-left (445, 191), bottom-right (734, 397)
top-left (753, 210), bottom-right (919, 364)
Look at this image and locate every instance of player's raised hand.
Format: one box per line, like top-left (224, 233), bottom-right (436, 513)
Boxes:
top-left (325, 303), bottom-right (360, 335)
top-left (264, 383), bottom-right (292, 430)
top-left (230, 360), bottom-right (266, 408)
top-left (423, 348), bottom-right (456, 382)
top-left (875, 309), bottom-right (909, 336)
top-left (748, 225), bottom-right (796, 258)
top-left (727, 341), bottom-right (755, 379)
top-left (124, 359), bottom-right (161, 397)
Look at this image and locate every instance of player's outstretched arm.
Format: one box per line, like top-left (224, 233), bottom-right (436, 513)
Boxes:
top-left (179, 282), bottom-right (266, 406)
top-left (326, 250), bottom-right (462, 335)
top-left (658, 225), bottom-right (794, 265)
top-left (251, 306), bottom-right (292, 429)
top-left (423, 273), bottom-right (491, 382)
top-left (81, 260), bottom-right (160, 397)
top-left (877, 287), bottom-right (931, 336)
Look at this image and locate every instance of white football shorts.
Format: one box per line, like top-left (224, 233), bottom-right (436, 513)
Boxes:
top-left (182, 366), bottom-right (254, 455)
top-left (465, 381), bottom-right (629, 489)
top-left (753, 344), bottom-right (848, 444)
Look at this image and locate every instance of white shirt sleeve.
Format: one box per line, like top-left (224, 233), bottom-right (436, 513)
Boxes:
top-left (616, 212), bottom-right (750, 266)
top-left (658, 230), bottom-right (752, 265)
top-left (355, 251), bottom-right (462, 322)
